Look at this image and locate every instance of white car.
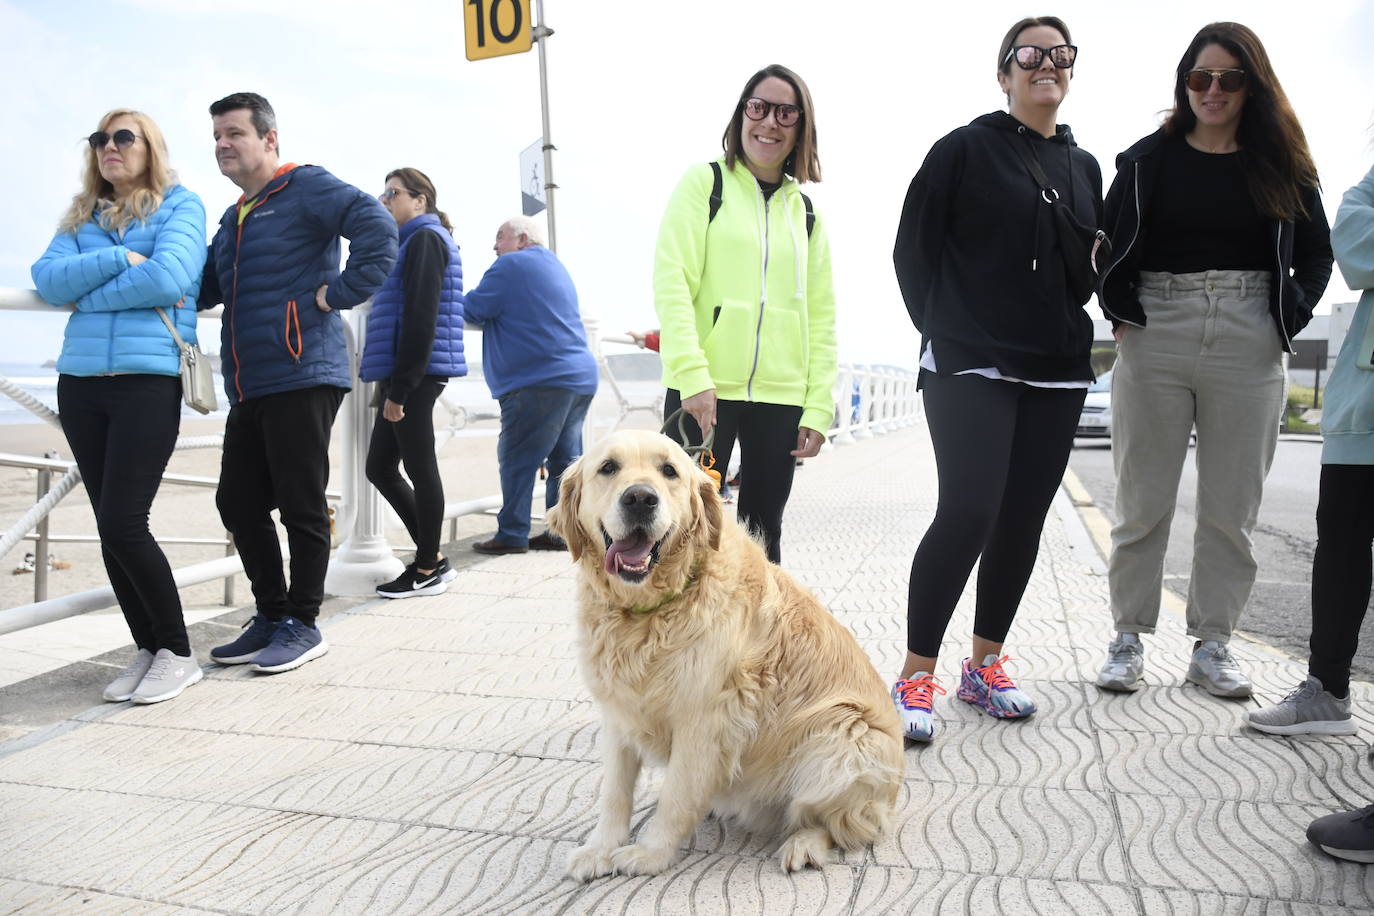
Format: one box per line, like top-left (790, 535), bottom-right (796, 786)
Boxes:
top-left (1076, 370), bottom-right (1112, 437)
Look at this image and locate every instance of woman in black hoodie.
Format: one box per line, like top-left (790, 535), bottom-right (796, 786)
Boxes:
top-left (891, 15), bottom-right (1102, 743)
top-left (1093, 22), bottom-right (1331, 699)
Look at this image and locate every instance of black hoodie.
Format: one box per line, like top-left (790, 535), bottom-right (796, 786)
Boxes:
top-left (893, 111), bottom-right (1103, 382)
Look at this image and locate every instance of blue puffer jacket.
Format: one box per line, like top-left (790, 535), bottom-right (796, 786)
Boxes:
top-left (32, 184), bottom-right (206, 377)
top-left (359, 213), bottom-right (466, 382)
top-left (200, 163), bottom-right (398, 405)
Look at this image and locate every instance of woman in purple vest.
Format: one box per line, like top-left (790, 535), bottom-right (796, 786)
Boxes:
top-left (361, 168), bottom-right (466, 598)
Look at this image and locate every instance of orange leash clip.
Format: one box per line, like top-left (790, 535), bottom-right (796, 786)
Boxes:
top-left (698, 449), bottom-right (722, 488)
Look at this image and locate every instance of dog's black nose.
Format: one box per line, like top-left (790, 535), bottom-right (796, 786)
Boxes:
top-left (619, 484), bottom-right (659, 518)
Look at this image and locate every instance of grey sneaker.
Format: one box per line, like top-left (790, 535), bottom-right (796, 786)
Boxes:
top-left (1096, 633), bottom-right (1144, 692)
top-left (103, 648), bottom-right (155, 702)
top-left (131, 649), bottom-right (203, 704)
top-left (1247, 676), bottom-right (1355, 736)
top-left (1186, 640), bottom-right (1251, 698)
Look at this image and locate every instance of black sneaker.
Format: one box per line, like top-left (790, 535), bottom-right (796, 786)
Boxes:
top-left (1308, 802), bottom-right (1374, 863)
top-left (434, 556), bottom-right (458, 583)
top-left (377, 563), bottom-right (449, 599)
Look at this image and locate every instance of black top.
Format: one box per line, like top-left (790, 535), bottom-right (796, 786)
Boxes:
top-left (388, 228), bottom-right (451, 403)
top-left (757, 177), bottom-right (782, 201)
top-left (1139, 135), bottom-right (1269, 273)
top-left (893, 111), bottom-right (1104, 383)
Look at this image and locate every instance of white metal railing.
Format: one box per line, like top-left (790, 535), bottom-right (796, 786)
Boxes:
top-left (1, 287), bottom-right (919, 636)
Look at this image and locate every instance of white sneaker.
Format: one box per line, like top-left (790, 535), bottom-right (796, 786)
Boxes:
top-left (1186, 640), bottom-right (1251, 698)
top-left (1096, 633), bottom-right (1144, 692)
top-left (131, 649), bottom-right (203, 704)
top-left (1248, 676), bottom-right (1356, 736)
top-left (103, 648), bottom-right (155, 702)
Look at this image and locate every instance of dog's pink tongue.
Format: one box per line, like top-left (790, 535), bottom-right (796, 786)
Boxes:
top-left (604, 532), bottom-right (653, 574)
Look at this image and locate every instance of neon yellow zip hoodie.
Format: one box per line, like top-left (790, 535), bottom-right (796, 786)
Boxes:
top-left (653, 159), bottom-right (838, 433)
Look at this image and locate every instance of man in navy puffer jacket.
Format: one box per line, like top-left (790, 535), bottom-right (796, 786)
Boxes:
top-left (199, 92), bottom-right (397, 674)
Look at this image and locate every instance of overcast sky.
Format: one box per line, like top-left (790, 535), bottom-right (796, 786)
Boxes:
top-left (3, 0), bottom-right (1372, 367)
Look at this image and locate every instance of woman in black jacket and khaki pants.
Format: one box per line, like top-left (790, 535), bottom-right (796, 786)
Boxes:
top-left (1094, 22), bottom-right (1332, 698)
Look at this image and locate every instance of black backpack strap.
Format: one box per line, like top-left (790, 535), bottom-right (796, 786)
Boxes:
top-left (800, 191), bottom-right (815, 236)
top-left (708, 161), bottom-right (723, 224)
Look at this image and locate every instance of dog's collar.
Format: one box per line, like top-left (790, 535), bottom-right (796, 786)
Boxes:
top-left (624, 565), bottom-right (702, 615)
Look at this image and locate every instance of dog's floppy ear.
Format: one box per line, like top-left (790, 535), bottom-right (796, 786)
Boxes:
top-left (550, 455), bottom-right (590, 561)
top-left (696, 472), bottom-right (724, 552)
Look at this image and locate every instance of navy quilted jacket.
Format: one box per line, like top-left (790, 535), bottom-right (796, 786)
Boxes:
top-left (200, 163), bottom-right (398, 405)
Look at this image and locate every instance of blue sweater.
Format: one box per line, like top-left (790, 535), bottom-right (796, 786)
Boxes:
top-left (359, 213), bottom-right (466, 393)
top-left (1322, 163), bottom-right (1374, 465)
top-left (32, 184), bottom-right (206, 377)
top-left (463, 245), bottom-right (598, 398)
top-left (200, 163), bottom-right (398, 405)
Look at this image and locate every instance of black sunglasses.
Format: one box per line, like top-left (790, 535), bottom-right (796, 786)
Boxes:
top-left (742, 97), bottom-right (802, 128)
top-left (1185, 68), bottom-right (1247, 93)
top-left (1004, 44), bottom-right (1078, 70)
top-left (380, 187), bottom-right (418, 202)
top-left (87, 129), bottom-right (141, 151)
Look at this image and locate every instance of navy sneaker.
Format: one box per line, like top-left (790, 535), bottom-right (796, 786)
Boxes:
top-left (250, 617), bottom-right (328, 673)
top-left (210, 614), bottom-right (279, 665)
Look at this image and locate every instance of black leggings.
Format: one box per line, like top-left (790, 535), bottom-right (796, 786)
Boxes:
top-left (907, 372), bottom-right (1085, 657)
top-left (664, 390), bottom-right (802, 564)
top-left (57, 373), bottom-right (189, 656)
top-left (366, 376), bottom-right (447, 570)
top-left (1309, 464), bottom-right (1374, 698)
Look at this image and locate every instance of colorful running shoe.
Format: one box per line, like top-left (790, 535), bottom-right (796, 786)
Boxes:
top-left (892, 672), bottom-right (945, 742)
top-left (957, 654), bottom-right (1036, 719)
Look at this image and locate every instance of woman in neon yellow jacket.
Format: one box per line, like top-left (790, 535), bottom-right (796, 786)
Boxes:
top-left (653, 63), bottom-right (837, 564)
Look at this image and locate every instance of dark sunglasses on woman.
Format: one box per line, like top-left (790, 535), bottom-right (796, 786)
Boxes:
top-left (1005, 44), bottom-right (1078, 70)
top-left (87, 129), bottom-right (140, 151)
top-left (743, 97), bottom-right (801, 128)
top-left (1185, 68), bottom-right (1247, 92)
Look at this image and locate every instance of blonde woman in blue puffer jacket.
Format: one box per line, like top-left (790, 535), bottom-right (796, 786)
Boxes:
top-left (32, 109), bottom-right (207, 706)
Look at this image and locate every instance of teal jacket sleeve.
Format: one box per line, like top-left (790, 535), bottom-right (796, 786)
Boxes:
top-left (74, 191), bottom-right (207, 312)
top-left (1334, 164), bottom-right (1374, 292)
top-left (31, 230), bottom-right (131, 306)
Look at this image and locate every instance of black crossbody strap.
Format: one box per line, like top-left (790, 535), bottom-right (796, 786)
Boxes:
top-left (1010, 131), bottom-right (1059, 202)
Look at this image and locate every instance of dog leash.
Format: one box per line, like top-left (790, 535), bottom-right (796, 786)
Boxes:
top-left (661, 407), bottom-right (722, 488)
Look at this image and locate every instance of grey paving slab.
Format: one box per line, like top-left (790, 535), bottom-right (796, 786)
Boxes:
top-left (1, 421), bottom-right (1373, 915)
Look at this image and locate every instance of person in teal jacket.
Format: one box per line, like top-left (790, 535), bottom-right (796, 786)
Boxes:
top-left (1249, 160), bottom-right (1374, 863)
top-left (31, 109), bottom-right (207, 706)
top-left (654, 63), bottom-right (837, 565)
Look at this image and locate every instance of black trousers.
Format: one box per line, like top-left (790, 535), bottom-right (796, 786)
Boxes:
top-left (1309, 464), bottom-right (1374, 698)
top-left (57, 374), bottom-right (189, 656)
top-left (907, 372), bottom-right (1086, 657)
top-left (217, 385), bottom-right (345, 625)
top-left (664, 389), bottom-right (802, 564)
top-left (366, 376), bottom-right (447, 570)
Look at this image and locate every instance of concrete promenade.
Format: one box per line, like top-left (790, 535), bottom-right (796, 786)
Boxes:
top-left (1, 422), bottom-right (1372, 914)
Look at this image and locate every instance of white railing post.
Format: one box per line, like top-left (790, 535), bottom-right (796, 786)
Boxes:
top-left (831, 364), bottom-right (856, 446)
top-left (852, 366), bottom-right (874, 439)
top-left (325, 301), bottom-right (403, 595)
top-left (582, 315), bottom-right (603, 445)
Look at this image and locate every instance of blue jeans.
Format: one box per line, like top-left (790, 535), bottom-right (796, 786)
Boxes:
top-left (495, 386), bottom-right (594, 543)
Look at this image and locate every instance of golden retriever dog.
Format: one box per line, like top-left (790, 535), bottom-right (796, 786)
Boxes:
top-left (549, 429), bottom-right (904, 880)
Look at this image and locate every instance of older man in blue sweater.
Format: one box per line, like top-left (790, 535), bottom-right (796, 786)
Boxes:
top-left (465, 216), bottom-right (598, 553)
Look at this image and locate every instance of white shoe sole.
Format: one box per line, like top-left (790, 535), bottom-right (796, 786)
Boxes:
top-left (440, 568), bottom-right (458, 583)
top-left (131, 667), bottom-right (204, 704)
top-left (1247, 717), bottom-right (1358, 736)
top-left (210, 648), bottom-right (264, 665)
top-left (251, 641), bottom-right (329, 674)
top-left (377, 581), bottom-right (448, 599)
top-left (1317, 843), bottom-right (1374, 863)
top-left (1095, 674), bottom-right (1143, 692)
top-left (1186, 671), bottom-right (1252, 698)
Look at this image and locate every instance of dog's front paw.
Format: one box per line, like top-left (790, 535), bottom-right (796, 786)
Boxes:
top-left (610, 842), bottom-right (678, 876)
top-left (566, 843), bottom-right (617, 882)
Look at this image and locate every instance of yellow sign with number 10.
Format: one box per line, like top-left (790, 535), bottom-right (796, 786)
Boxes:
top-left (464, 0), bottom-right (532, 61)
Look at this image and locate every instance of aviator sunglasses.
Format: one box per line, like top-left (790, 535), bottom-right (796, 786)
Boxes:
top-left (380, 187), bottom-right (417, 202)
top-left (742, 97), bottom-right (802, 128)
top-left (87, 129), bottom-right (141, 151)
top-left (1005, 44), bottom-right (1078, 70)
top-left (1185, 68), bottom-right (1247, 92)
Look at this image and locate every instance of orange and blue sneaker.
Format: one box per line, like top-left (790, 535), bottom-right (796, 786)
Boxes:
top-left (891, 672), bottom-right (946, 742)
top-left (957, 654), bottom-right (1035, 719)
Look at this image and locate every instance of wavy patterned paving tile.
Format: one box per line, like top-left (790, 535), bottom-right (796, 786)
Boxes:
top-left (853, 867), bottom-right (1140, 916)
top-left (323, 650), bottom-right (585, 700)
top-left (931, 679), bottom-right (1094, 733)
top-left (1114, 793), bottom-right (1374, 906)
top-left (447, 568), bottom-right (559, 598)
top-left (904, 722), bottom-right (1105, 793)
top-left (1097, 730), bottom-right (1353, 804)
top-left (1083, 684), bottom-right (1253, 736)
top-left (515, 576), bottom-right (585, 601)
top-left (393, 619), bottom-right (576, 659)
top-left (355, 591), bottom-right (507, 621)
top-left (0, 877), bottom-right (221, 915)
top-left (1137, 886), bottom-right (1363, 915)
top-left (1285, 740), bottom-right (1374, 808)
top-left (875, 782), bottom-right (1126, 885)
